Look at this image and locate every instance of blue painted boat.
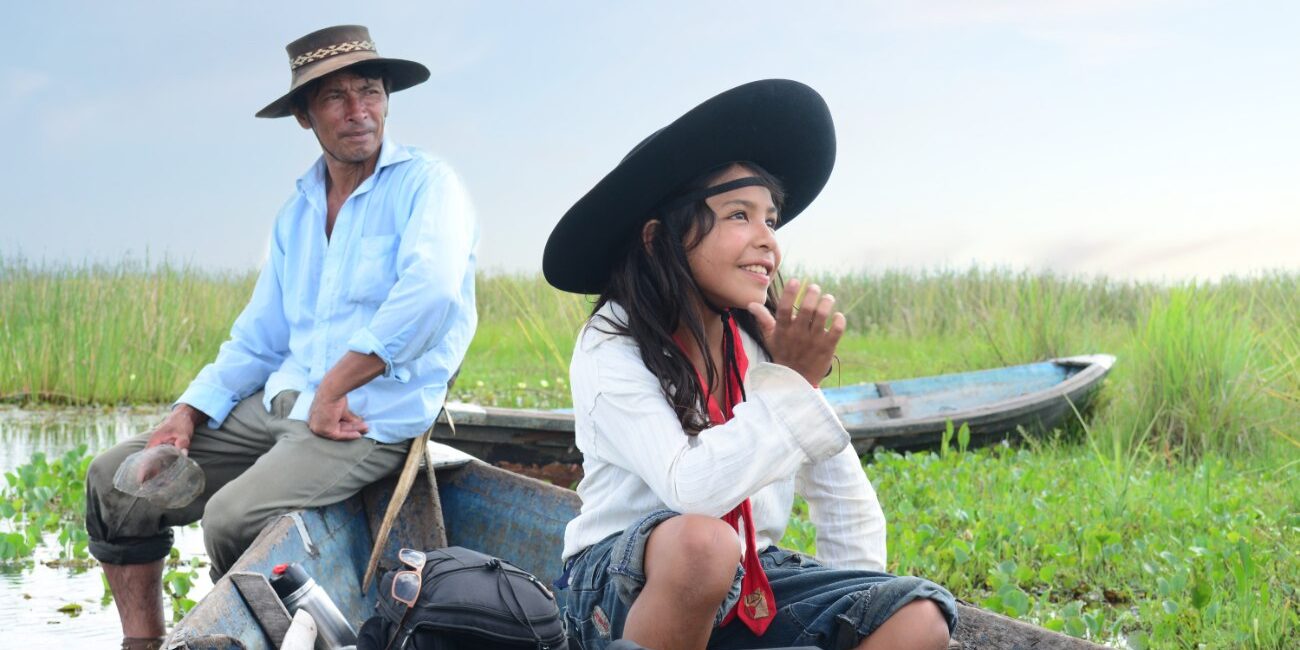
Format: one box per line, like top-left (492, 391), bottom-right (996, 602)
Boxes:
top-left (432, 355), bottom-right (1116, 472)
top-left (165, 457), bottom-right (1103, 649)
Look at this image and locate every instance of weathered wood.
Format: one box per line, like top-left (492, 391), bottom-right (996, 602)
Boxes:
top-left (873, 382), bottom-right (905, 419)
top-left (362, 431), bottom-right (430, 591)
top-left (167, 634), bottom-right (248, 649)
top-left (228, 572), bottom-right (291, 648)
top-left (362, 464), bottom-right (444, 583)
top-left (840, 388), bottom-right (907, 418)
top-left (953, 603), bottom-right (1104, 648)
top-left (420, 412), bottom-right (452, 549)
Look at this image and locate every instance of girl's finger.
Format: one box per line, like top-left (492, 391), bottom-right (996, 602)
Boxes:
top-left (827, 312), bottom-right (847, 340)
top-left (775, 278), bottom-right (799, 324)
top-left (747, 302), bottom-right (777, 340)
top-left (798, 284), bottom-right (822, 328)
top-left (811, 293), bottom-right (835, 331)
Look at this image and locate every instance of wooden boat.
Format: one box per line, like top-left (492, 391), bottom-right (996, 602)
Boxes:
top-left (166, 455), bottom-right (1104, 649)
top-left (433, 355), bottom-right (1116, 471)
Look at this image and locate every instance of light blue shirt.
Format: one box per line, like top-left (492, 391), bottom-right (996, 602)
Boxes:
top-left (177, 137), bottom-right (478, 443)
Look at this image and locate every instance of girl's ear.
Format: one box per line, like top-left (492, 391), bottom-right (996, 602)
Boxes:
top-left (641, 219), bottom-right (661, 254)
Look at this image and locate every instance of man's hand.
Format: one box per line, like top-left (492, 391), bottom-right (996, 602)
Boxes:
top-left (145, 404), bottom-right (205, 453)
top-left (747, 278), bottom-right (846, 387)
top-left (308, 390), bottom-right (369, 441)
top-left (308, 351), bottom-right (385, 441)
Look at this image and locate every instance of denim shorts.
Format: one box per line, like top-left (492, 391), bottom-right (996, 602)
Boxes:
top-left (558, 510), bottom-right (958, 650)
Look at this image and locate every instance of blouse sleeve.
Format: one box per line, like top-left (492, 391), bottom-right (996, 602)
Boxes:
top-left (577, 329), bottom-right (850, 517)
top-left (796, 445), bottom-right (887, 571)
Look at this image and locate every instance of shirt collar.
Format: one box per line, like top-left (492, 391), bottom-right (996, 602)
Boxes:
top-left (582, 301), bottom-right (763, 362)
top-left (295, 135), bottom-right (412, 197)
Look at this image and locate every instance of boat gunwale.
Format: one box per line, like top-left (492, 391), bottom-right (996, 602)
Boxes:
top-left (436, 355), bottom-right (1117, 441)
top-left (844, 354), bottom-right (1115, 439)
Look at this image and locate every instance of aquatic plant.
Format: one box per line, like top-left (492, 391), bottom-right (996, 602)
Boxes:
top-left (0, 445), bottom-right (91, 563)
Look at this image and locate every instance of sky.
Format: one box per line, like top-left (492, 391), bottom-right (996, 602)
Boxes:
top-left (4, 1), bottom-right (1298, 281)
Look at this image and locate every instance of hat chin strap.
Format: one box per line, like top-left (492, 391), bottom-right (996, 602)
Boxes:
top-left (661, 176), bottom-right (767, 214)
top-left (672, 175), bottom-right (768, 318)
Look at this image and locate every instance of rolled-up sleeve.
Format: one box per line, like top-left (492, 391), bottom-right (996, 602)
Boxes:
top-left (346, 164), bottom-right (477, 380)
top-left (176, 230), bottom-right (291, 427)
top-left (584, 334), bottom-right (849, 516)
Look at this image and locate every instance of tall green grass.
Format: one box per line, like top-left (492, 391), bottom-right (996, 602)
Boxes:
top-left (0, 258), bottom-right (255, 404)
top-left (4, 258), bottom-right (1299, 646)
top-left (1120, 287), bottom-right (1265, 458)
top-left (3, 258), bottom-right (1295, 458)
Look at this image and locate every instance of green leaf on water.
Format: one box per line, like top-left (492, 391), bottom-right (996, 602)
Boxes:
top-left (1001, 587), bottom-right (1031, 617)
top-left (1064, 615), bottom-right (1086, 638)
top-left (1039, 563), bottom-right (1058, 582)
top-left (57, 602), bottom-right (83, 616)
top-left (1127, 630), bottom-right (1149, 650)
top-left (1191, 577), bottom-right (1212, 610)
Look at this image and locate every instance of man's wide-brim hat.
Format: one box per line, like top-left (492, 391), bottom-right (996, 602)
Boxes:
top-left (543, 79), bottom-right (836, 295)
top-left (256, 25), bottom-right (430, 119)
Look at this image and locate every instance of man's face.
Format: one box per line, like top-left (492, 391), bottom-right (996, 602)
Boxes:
top-left (294, 71), bottom-right (388, 165)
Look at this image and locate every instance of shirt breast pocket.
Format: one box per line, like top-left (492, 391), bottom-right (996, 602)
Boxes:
top-left (348, 235), bottom-right (399, 305)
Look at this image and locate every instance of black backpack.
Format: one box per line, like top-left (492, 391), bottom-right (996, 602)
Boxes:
top-left (358, 546), bottom-right (568, 650)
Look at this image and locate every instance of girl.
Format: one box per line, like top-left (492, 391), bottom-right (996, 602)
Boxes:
top-left (543, 80), bottom-right (957, 650)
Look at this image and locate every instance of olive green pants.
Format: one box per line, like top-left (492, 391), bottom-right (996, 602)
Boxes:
top-left (85, 391), bottom-right (409, 577)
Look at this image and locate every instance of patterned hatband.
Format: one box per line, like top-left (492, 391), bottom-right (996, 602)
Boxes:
top-left (291, 40), bottom-right (377, 70)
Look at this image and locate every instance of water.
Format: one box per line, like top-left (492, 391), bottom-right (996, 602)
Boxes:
top-left (0, 405), bottom-right (214, 647)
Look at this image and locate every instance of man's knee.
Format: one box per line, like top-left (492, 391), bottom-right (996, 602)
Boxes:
top-left (200, 490), bottom-right (256, 560)
top-left (85, 451), bottom-right (118, 500)
top-left (85, 446), bottom-right (134, 536)
top-left (85, 445), bottom-right (177, 565)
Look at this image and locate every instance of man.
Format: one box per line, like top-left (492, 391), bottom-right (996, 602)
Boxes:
top-left (84, 25), bottom-right (478, 650)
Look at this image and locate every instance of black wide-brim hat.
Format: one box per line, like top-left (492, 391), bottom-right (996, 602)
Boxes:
top-left (543, 79), bottom-right (836, 295)
top-left (256, 25), bottom-right (430, 119)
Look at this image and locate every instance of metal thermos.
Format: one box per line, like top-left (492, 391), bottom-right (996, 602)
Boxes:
top-left (270, 562), bottom-right (358, 650)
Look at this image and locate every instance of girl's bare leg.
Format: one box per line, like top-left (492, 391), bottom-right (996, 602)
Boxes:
top-left (621, 515), bottom-right (741, 650)
top-left (857, 599), bottom-right (951, 650)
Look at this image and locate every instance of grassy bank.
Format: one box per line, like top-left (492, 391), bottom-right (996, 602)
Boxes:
top-left (2, 259), bottom-right (1298, 645)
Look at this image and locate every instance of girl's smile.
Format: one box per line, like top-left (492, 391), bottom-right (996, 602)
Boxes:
top-left (688, 165), bottom-right (782, 311)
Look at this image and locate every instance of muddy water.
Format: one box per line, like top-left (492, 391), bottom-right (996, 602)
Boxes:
top-left (0, 406), bottom-right (213, 647)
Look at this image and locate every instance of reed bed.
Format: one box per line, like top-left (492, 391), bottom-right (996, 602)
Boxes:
top-left (0, 258), bottom-right (255, 405)
top-left (3, 258), bottom-right (1298, 645)
top-left (2, 258), bottom-right (1296, 458)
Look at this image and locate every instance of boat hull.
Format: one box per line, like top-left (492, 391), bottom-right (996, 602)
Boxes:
top-left (167, 460), bottom-right (1103, 649)
top-left (433, 355), bottom-right (1116, 470)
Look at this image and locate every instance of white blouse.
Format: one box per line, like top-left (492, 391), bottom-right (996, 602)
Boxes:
top-left (561, 302), bottom-right (887, 571)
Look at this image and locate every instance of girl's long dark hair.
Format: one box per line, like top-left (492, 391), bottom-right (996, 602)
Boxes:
top-left (593, 162), bottom-right (786, 435)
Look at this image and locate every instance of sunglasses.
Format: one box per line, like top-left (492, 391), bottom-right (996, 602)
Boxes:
top-left (385, 548), bottom-right (427, 650)
top-left (391, 548), bottom-right (426, 606)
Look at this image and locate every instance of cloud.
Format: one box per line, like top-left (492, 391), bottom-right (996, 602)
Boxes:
top-left (878, 0), bottom-right (1175, 64)
top-left (880, 0), bottom-right (1174, 27)
top-left (1, 67), bottom-right (51, 111)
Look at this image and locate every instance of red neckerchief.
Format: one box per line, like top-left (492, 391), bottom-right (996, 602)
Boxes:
top-left (673, 314), bottom-right (776, 636)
